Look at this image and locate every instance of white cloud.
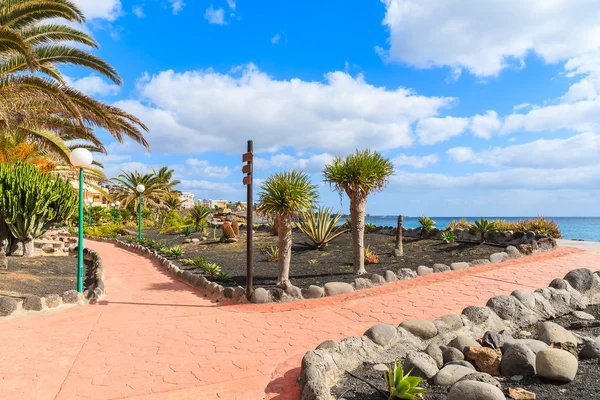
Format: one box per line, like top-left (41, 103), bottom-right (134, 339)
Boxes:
top-left (469, 110), bottom-right (501, 139)
top-left (178, 180), bottom-right (242, 200)
top-left (226, 0), bottom-right (236, 10)
top-left (204, 5), bottom-right (225, 24)
top-left (254, 153), bottom-right (335, 174)
top-left (73, 0), bottom-right (122, 20)
top-left (66, 75), bottom-right (120, 96)
top-left (271, 34), bottom-right (281, 45)
top-left (170, 0), bottom-right (185, 14)
top-left (132, 6), bottom-right (145, 18)
top-left (416, 116), bottom-right (469, 145)
top-left (184, 158), bottom-right (233, 178)
top-left (380, 0), bottom-right (600, 77)
top-left (117, 64), bottom-right (453, 154)
top-left (447, 132), bottom-right (600, 169)
top-left (392, 153), bottom-right (439, 169)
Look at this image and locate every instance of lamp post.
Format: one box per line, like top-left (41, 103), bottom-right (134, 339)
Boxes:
top-left (110, 202), bottom-right (115, 222)
top-left (87, 198), bottom-right (94, 227)
top-left (115, 201), bottom-right (121, 223)
top-left (70, 148), bottom-right (93, 293)
top-left (136, 184), bottom-right (145, 240)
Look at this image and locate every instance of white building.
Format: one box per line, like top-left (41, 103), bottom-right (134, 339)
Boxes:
top-left (179, 192), bottom-right (195, 209)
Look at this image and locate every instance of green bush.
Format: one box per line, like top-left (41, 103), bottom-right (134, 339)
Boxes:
top-left (441, 231), bottom-right (456, 244)
top-left (85, 223), bottom-right (122, 238)
top-left (159, 211), bottom-right (188, 234)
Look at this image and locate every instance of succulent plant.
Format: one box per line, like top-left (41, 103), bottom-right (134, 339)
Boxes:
top-left (384, 362), bottom-right (426, 400)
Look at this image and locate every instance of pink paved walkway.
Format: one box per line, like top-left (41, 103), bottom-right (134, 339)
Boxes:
top-left (0, 242), bottom-right (599, 400)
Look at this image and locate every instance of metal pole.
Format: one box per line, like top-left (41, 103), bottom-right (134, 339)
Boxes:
top-left (77, 168), bottom-right (84, 293)
top-left (116, 207), bottom-right (119, 223)
top-left (88, 203), bottom-right (92, 227)
top-left (246, 140), bottom-right (254, 300)
top-left (138, 192), bottom-right (143, 240)
top-left (394, 215), bottom-right (404, 257)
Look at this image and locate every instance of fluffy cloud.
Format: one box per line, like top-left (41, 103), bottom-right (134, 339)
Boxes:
top-left (392, 153), bottom-right (439, 168)
top-left (117, 64), bottom-right (453, 154)
top-left (170, 0), bottom-right (185, 14)
top-left (184, 158), bottom-right (233, 178)
top-left (416, 116), bottom-right (469, 145)
top-left (73, 0), bottom-right (122, 21)
top-left (380, 0), bottom-right (600, 76)
top-left (271, 34), bottom-right (281, 45)
top-left (447, 132), bottom-right (600, 168)
top-left (470, 111), bottom-right (501, 139)
top-left (254, 153), bottom-right (335, 174)
top-left (204, 6), bottom-right (225, 24)
top-left (66, 75), bottom-right (120, 96)
top-left (132, 6), bottom-right (145, 18)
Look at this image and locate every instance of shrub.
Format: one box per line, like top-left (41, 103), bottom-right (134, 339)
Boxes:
top-left (182, 226), bottom-right (195, 237)
top-left (364, 222), bottom-right (377, 233)
top-left (384, 362), bottom-right (426, 400)
top-left (295, 207), bottom-right (349, 249)
top-left (215, 271), bottom-right (231, 282)
top-left (418, 216), bottom-right (436, 238)
top-left (159, 211), bottom-right (187, 234)
top-left (85, 223), bottom-right (122, 238)
top-left (120, 208), bottom-right (132, 221)
top-left (441, 231), bottom-right (456, 244)
top-left (494, 217), bottom-right (561, 238)
top-left (364, 246), bottom-right (379, 264)
top-left (444, 218), bottom-right (471, 231)
top-left (168, 246), bottom-right (183, 258)
top-left (202, 262), bottom-right (222, 277)
top-left (472, 217), bottom-right (495, 243)
top-left (264, 245), bottom-right (279, 262)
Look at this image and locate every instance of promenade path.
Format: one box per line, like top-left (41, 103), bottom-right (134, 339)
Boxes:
top-left (1, 241), bottom-right (599, 400)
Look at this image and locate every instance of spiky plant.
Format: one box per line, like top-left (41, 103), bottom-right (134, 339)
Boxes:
top-left (258, 170), bottom-right (318, 287)
top-left (472, 217), bottom-right (495, 244)
top-left (384, 362), bottom-right (426, 400)
top-left (295, 207), bottom-right (349, 250)
top-left (163, 193), bottom-right (182, 211)
top-left (167, 246), bottom-right (183, 258)
top-left (440, 231), bottom-right (456, 244)
top-left (264, 245), bottom-right (279, 262)
top-left (189, 204), bottom-right (211, 234)
top-left (323, 150), bottom-right (393, 275)
top-left (364, 246), bottom-right (379, 264)
top-left (418, 216), bottom-right (436, 238)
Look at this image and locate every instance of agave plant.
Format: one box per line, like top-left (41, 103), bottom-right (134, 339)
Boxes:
top-left (295, 207), bottom-right (349, 250)
top-left (168, 246), bottom-right (183, 258)
top-left (384, 362), bottom-right (426, 400)
top-left (441, 231), bottom-right (456, 244)
top-left (472, 217), bottom-right (495, 243)
top-left (418, 216), bottom-right (436, 238)
top-left (264, 245), bottom-right (279, 262)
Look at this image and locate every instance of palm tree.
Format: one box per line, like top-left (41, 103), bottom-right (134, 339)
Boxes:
top-left (163, 192), bottom-right (182, 211)
top-left (323, 150), bottom-right (394, 275)
top-left (258, 170), bottom-right (318, 288)
top-left (189, 204), bottom-right (211, 234)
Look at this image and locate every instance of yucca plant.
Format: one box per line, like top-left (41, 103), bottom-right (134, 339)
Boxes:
top-left (365, 222), bottom-right (377, 233)
top-left (215, 271), bottom-right (231, 283)
top-left (168, 246), bottom-right (183, 258)
top-left (258, 170), bottom-right (318, 287)
top-left (202, 262), bottom-right (222, 277)
top-left (441, 231), bottom-right (456, 244)
top-left (417, 216), bottom-right (436, 238)
top-left (472, 217), bottom-right (495, 244)
top-left (384, 362), bottom-right (426, 400)
top-left (189, 204), bottom-right (211, 234)
top-left (444, 218), bottom-right (471, 231)
top-left (264, 245), bottom-right (279, 262)
top-left (323, 150), bottom-right (393, 275)
top-left (295, 207), bottom-right (349, 250)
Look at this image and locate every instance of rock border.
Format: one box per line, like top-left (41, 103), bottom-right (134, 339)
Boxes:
top-left (0, 247), bottom-right (105, 319)
top-left (298, 268), bottom-right (600, 399)
top-left (86, 233), bottom-right (558, 305)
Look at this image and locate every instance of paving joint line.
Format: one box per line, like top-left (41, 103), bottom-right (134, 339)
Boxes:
top-left (469, 274), bottom-right (539, 289)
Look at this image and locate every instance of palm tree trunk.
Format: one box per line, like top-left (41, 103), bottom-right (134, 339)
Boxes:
top-left (277, 213), bottom-right (293, 288)
top-left (350, 197), bottom-right (366, 275)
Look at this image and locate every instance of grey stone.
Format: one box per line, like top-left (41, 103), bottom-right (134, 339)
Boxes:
top-left (183, 238), bottom-right (192, 243)
top-left (462, 306), bottom-right (494, 326)
top-left (489, 252), bottom-right (508, 263)
top-left (384, 270), bottom-right (396, 283)
top-left (536, 348), bottom-right (578, 383)
top-left (302, 285), bottom-right (324, 299)
top-left (62, 290), bottom-right (82, 304)
top-left (0, 296), bottom-right (18, 316)
top-left (251, 288), bottom-right (271, 304)
top-left (433, 263), bottom-right (451, 273)
top-left (446, 381), bottom-right (505, 400)
top-left (191, 238), bottom-right (201, 243)
top-left (370, 274), bottom-right (386, 286)
top-left (400, 320), bottom-right (438, 340)
top-left (450, 262), bottom-right (469, 271)
top-left (449, 334), bottom-right (481, 353)
top-left (500, 343), bottom-right (536, 377)
top-left (23, 295), bottom-right (43, 311)
top-left (486, 295), bottom-right (539, 326)
top-left (284, 285), bottom-right (303, 299)
top-left (579, 339), bottom-right (600, 359)
top-left (364, 323), bottom-right (397, 346)
top-left (353, 277), bottom-right (375, 290)
top-left (549, 278), bottom-right (568, 290)
top-left (372, 363), bottom-right (388, 372)
top-left (457, 372), bottom-right (502, 390)
top-left (425, 343), bottom-right (444, 368)
top-left (502, 339), bottom-right (548, 355)
top-left (469, 259), bottom-right (491, 267)
top-left (434, 365), bottom-right (478, 386)
top-left (572, 310), bottom-right (595, 320)
top-left (397, 268), bottom-right (417, 280)
top-left (442, 346), bottom-right (465, 364)
top-left (564, 268), bottom-right (594, 293)
top-left (417, 265), bottom-right (433, 276)
top-left (269, 288), bottom-right (285, 302)
top-left (570, 320), bottom-right (600, 329)
top-left (324, 282), bottom-right (354, 296)
top-left (505, 245), bottom-right (522, 259)
top-left (42, 243), bottom-right (55, 253)
top-left (223, 287), bottom-right (235, 300)
top-left (537, 321), bottom-right (577, 345)
top-left (403, 352), bottom-right (439, 379)
top-left (316, 340), bottom-right (338, 351)
top-left (511, 290), bottom-right (536, 309)
top-left (537, 237), bottom-right (557, 251)
top-left (446, 360), bottom-right (476, 370)
top-left (434, 314), bottom-right (464, 333)
top-left (44, 294), bottom-right (62, 309)
top-left (482, 330), bottom-right (512, 350)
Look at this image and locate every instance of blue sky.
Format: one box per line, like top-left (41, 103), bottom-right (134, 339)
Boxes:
top-left (70, 0), bottom-right (600, 216)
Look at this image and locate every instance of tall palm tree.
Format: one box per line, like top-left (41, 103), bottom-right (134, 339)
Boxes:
top-left (258, 170), bottom-right (318, 288)
top-left (163, 192), bottom-right (182, 211)
top-left (323, 150), bottom-right (394, 275)
top-left (111, 167), bottom-right (180, 214)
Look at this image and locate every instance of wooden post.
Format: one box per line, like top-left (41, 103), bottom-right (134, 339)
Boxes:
top-left (394, 215), bottom-right (403, 257)
top-left (243, 141), bottom-right (254, 300)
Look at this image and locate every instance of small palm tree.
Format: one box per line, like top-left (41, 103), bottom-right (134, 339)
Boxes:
top-left (189, 204), bottom-right (211, 234)
top-left (323, 150), bottom-right (393, 275)
top-left (472, 217), bottom-right (495, 244)
top-left (163, 192), bottom-right (182, 211)
top-left (258, 170), bottom-right (318, 288)
top-left (418, 216), bottom-right (436, 238)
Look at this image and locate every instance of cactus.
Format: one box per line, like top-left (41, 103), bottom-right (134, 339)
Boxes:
top-left (231, 219), bottom-right (240, 236)
top-left (0, 162), bottom-right (77, 256)
top-left (222, 221), bottom-right (236, 239)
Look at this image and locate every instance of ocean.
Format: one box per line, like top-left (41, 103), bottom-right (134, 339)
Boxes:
top-left (358, 216), bottom-right (600, 242)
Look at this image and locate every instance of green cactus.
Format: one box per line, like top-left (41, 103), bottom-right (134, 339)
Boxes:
top-left (222, 221), bottom-right (236, 239)
top-left (0, 162), bottom-right (77, 256)
top-left (231, 219), bottom-right (240, 236)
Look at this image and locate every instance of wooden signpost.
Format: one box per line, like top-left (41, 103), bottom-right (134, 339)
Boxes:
top-left (242, 140), bottom-right (254, 300)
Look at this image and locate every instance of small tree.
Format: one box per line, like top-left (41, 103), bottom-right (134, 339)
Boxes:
top-left (323, 150), bottom-right (393, 275)
top-left (258, 170), bottom-right (318, 287)
top-left (189, 204), bottom-right (211, 235)
top-left (472, 218), bottom-right (495, 244)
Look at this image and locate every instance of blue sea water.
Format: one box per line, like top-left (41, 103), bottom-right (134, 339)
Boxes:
top-left (358, 216), bottom-right (600, 242)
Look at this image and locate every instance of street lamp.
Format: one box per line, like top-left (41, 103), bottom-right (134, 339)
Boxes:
top-left (136, 184), bottom-right (145, 240)
top-left (70, 148), bottom-right (93, 293)
top-left (87, 198), bottom-right (94, 227)
top-left (110, 202), bottom-right (115, 222)
top-left (115, 201), bottom-right (121, 223)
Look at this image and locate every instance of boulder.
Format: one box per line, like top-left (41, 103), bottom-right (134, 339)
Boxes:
top-left (323, 282), bottom-right (354, 296)
top-left (417, 265), bottom-right (433, 276)
top-left (446, 360), bottom-right (475, 370)
top-left (434, 365), bottom-right (476, 386)
top-left (400, 320), bottom-right (438, 340)
top-left (536, 348), bottom-right (578, 382)
top-left (425, 343), bottom-right (444, 368)
top-left (433, 263), bottom-right (451, 273)
top-left (486, 295), bottom-right (539, 326)
top-left (446, 381), bottom-right (505, 400)
top-left (302, 285), bottom-right (324, 299)
top-left (537, 237), bottom-right (557, 251)
top-left (517, 244), bottom-right (534, 255)
top-left (284, 285), bottom-right (303, 299)
top-left (23, 295), bottom-right (43, 311)
top-left (579, 339), bottom-right (600, 359)
top-left (403, 352), bottom-right (439, 379)
top-left (511, 290), bottom-right (536, 310)
top-left (469, 259), bottom-right (491, 267)
top-left (364, 323), bottom-right (397, 347)
top-left (572, 310), bottom-right (595, 320)
top-left (489, 252), bottom-right (508, 263)
top-left (354, 278), bottom-right (375, 290)
top-left (384, 270), bottom-right (397, 283)
top-left (62, 290), bottom-right (82, 304)
top-left (316, 340), bottom-right (338, 351)
top-left (442, 346), bottom-right (465, 364)
top-left (564, 268), bottom-right (593, 293)
top-left (449, 334), bottom-right (481, 353)
top-left (397, 268), bottom-right (417, 280)
top-left (44, 294), bottom-right (62, 309)
top-left (251, 288), bottom-right (271, 304)
top-left (500, 343), bottom-right (536, 377)
top-left (462, 306), bottom-right (497, 326)
top-left (502, 339), bottom-right (548, 355)
top-left (450, 262), bottom-right (469, 271)
top-left (505, 245), bottom-right (522, 259)
top-left (482, 330), bottom-right (512, 350)
top-left (537, 321), bottom-right (577, 345)
top-left (42, 243), bottom-right (55, 253)
top-left (434, 314), bottom-right (464, 333)
top-left (465, 346), bottom-right (501, 376)
top-left (0, 296), bottom-right (18, 316)
top-left (457, 372), bottom-right (502, 390)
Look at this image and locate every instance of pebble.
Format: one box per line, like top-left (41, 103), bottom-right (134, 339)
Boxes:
top-left (572, 311), bottom-right (595, 320)
top-left (434, 365), bottom-right (476, 386)
top-left (372, 363), bottom-right (388, 372)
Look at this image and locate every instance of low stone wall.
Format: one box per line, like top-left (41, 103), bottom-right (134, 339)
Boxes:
top-left (298, 268), bottom-right (600, 399)
top-left (0, 247), bottom-right (103, 318)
